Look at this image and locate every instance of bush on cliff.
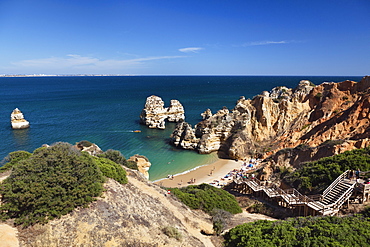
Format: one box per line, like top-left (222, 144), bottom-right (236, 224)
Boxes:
top-left (283, 146), bottom-right (370, 194)
top-left (98, 149), bottom-right (138, 170)
top-left (224, 214), bottom-right (370, 247)
top-left (170, 183), bottom-right (242, 214)
top-left (94, 156), bottom-right (128, 184)
top-left (0, 143), bottom-right (105, 227)
top-left (0, 150), bottom-right (32, 172)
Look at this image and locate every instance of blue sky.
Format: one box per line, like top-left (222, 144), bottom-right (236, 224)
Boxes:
top-left (0, 0), bottom-right (369, 75)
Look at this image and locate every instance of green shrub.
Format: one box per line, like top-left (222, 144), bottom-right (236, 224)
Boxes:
top-left (0, 150), bottom-right (32, 172)
top-left (94, 157), bottom-right (128, 184)
top-left (0, 143), bottom-right (104, 227)
top-left (170, 184), bottom-right (242, 214)
top-left (212, 208), bottom-right (232, 235)
top-left (247, 203), bottom-right (274, 216)
top-left (98, 149), bottom-right (138, 170)
top-left (284, 146), bottom-right (370, 194)
top-left (162, 226), bottom-right (182, 241)
top-left (224, 215), bottom-right (370, 247)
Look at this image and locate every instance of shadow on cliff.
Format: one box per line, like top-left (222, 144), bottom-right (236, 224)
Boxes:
top-left (300, 96), bottom-right (370, 142)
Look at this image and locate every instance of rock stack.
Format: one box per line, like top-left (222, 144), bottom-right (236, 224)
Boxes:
top-left (10, 108), bottom-right (30, 129)
top-left (140, 95), bottom-right (185, 129)
top-left (170, 76), bottom-right (370, 160)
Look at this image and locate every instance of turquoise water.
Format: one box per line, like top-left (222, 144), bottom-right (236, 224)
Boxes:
top-left (0, 76), bottom-right (362, 180)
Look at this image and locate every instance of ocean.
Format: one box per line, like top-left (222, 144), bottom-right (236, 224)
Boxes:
top-left (0, 76), bottom-right (363, 180)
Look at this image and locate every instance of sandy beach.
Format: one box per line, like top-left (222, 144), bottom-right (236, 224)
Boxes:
top-left (154, 158), bottom-right (250, 188)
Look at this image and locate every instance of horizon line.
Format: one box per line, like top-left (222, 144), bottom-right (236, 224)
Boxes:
top-left (0, 74), bottom-right (366, 78)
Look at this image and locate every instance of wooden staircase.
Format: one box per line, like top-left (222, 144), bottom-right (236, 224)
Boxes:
top-left (233, 170), bottom-right (356, 216)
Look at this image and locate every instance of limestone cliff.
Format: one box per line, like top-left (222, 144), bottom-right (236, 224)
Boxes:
top-left (15, 170), bottom-right (214, 247)
top-left (171, 80), bottom-right (314, 158)
top-left (128, 154), bottom-right (152, 179)
top-left (259, 139), bottom-right (370, 182)
top-left (140, 95), bottom-right (185, 129)
top-left (171, 76), bottom-right (370, 161)
top-left (10, 108), bottom-right (30, 129)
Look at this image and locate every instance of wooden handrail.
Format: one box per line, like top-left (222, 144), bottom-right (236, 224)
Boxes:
top-left (322, 170), bottom-right (349, 197)
top-left (232, 169), bottom-right (357, 216)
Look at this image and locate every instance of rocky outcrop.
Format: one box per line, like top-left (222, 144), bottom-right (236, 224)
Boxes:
top-left (171, 76), bottom-right (370, 161)
top-left (128, 154), bottom-right (152, 179)
top-left (259, 138), bottom-right (370, 182)
top-left (16, 171), bottom-right (214, 247)
top-left (171, 80), bottom-right (314, 158)
top-left (201, 109), bottom-right (212, 120)
top-left (75, 141), bottom-right (103, 156)
top-left (10, 108), bottom-right (30, 129)
top-left (140, 95), bottom-right (185, 129)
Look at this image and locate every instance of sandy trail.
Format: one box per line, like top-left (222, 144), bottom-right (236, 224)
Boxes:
top-left (129, 176), bottom-right (215, 247)
top-left (0, 173), bottom-right (19, 247)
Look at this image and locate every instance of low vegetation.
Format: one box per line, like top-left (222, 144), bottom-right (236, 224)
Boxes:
top-left (211, 208), bottom-right (232, 236)
top-left (224, 210), bottom-right (370, 247)
top-left (0, 150), bottom-right (32, 172)
top-left (169, 183), bottom-right (242, 214)
top-left (0, 142), bottom-right (128, 227)
top-left (162, 226), bottom-right (182, 241)
top-left (94, 156), bottom-right (128, 184)
top-left (283, 146), bottom-right (370, 194)
top-left (98, 149), bottom-right (138, 170)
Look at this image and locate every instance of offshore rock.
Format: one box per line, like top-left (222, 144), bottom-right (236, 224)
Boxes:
top-left (140, 95), bottom-right (185, 129)
top-left (170, 122), bottom-right (199, 150)
top-left (128, 154), bottom-right (152, 179)
top-left (10, 108), bottom-right (30, 129)
top-left (171, 76), bottom-right (370, 160)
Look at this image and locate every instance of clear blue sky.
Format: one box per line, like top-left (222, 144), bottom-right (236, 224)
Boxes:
top-left (0, 0), bottom-right (369, 75)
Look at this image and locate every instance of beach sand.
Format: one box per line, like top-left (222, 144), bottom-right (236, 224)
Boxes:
top-left (154, 158), bottom-right (246, 188)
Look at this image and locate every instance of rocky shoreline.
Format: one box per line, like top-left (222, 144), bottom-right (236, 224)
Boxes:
top-left (169, 76), bottom-right (370, 165)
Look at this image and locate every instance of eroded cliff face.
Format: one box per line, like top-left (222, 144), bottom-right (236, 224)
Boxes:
top-left (140, 95), bottom-right (185, 129)
top-left (128, 154), bottom-right (152, 179)
top-left (170, 80), bottom-right (314, 158)
top-left (17, 170), bottom-right (214, 247)
top-left (170, 76), bottom-right (370, 161)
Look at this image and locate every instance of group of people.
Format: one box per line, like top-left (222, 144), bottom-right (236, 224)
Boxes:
top-left (208, 159), bottom-right (259, 188)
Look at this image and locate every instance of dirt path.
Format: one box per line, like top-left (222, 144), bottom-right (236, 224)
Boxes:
top-left (0, 173), bottom-right (19, 247)
top-left (0, 224), bottom-right (19, 247)
top-left (129, 176), bottom-right (215, 247)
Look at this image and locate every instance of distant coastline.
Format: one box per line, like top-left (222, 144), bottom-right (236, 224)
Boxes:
top-left (0, 74), bottom-right (136, 77)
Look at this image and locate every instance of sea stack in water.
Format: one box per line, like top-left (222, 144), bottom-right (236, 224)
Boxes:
top-left (140, 95), bottom-right (185, 129)
top-left (10, 108), bottom-right (30, 129)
